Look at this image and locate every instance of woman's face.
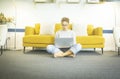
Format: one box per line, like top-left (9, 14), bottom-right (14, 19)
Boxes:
top-left (62, 21), bottom-right (69, 30)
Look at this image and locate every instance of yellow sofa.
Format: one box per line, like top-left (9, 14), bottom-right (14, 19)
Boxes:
top-left (76, 24), bottom-right (105, 54)
top-left (23, 23), bottom-right (105, 54)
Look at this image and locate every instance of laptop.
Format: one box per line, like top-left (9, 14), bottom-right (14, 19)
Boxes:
top-left (55, 38), bottom-right (74, 48)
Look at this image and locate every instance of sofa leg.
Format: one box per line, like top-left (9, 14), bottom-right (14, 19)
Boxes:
top-left (118, 47), bottom-right (120, 56)
top-left (23, 47), bottom-right (25, 53)
top-left (101, 48), bottom-right (103, 54)
top-left (1, 46), bottom-right (3, 56)
top-left (94, 48), bottom-right (96, 52)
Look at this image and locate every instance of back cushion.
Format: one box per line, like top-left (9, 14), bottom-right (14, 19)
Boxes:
top-left (87, 24), bottom-right (94, 36)
top-left (35, 23), bottom-right (40, 35)
top-left (93, 27), bottom-right (103, 36)
top-left (25, 26), bottom-right (34, 36)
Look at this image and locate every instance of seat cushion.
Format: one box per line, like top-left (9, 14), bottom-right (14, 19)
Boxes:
top-left (76, 36), bottom-right (105, 45)
top-left (23, 35), bottom-right (54, 44)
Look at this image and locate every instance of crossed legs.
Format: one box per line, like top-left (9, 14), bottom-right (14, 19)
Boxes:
top-left (46, 44), bottom-right (81, 58)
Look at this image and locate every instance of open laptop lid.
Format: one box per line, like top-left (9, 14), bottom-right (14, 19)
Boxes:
top-left (55, 38), bottom-right (74, 48)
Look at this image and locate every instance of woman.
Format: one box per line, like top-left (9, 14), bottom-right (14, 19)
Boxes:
top-left (46, 17), bottom-right (81, 58)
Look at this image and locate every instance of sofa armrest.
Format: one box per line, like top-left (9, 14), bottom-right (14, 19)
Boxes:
top-left (93, 27), bottom-right (103, 36)
top-left (25, 26), bottom-right (35, 36)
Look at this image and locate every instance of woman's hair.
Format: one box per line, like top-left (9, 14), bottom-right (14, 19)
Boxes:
top-left (61, 17), bottom-right (69, 23)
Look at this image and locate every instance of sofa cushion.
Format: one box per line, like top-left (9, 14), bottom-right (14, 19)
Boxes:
top-left (87, 24), bottom-right (94, 36)
top-left (23, 35), bottom-right (54, 44)
top-left (25, 27), bottom-right (35, 36)
top-left (93, 27), bottom-right (103, 36)
top-left (35, 23), bottom-right (40, 35)
top-left (76, 36), bottom-right (104, 45)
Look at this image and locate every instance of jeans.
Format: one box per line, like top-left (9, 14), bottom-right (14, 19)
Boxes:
top-left (46, 44), bottom-right (81, 55)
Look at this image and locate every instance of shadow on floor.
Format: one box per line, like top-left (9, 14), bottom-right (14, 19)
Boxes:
top-left (24, 50), bottom-right (101, 56)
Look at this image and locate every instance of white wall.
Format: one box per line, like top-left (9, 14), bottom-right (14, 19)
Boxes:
top-left (0, 0), bottom-right (120, 51)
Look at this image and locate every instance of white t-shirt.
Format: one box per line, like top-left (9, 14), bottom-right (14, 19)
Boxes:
top-left (55, 30), bottom-right (76, 44)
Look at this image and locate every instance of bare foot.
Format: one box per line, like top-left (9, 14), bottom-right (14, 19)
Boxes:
top-left (63, 50), bottom-right (73, 57)
top-left (54, 52), bottom-right (64, 58)
top-left (69, 54), bottom-right (76, 58)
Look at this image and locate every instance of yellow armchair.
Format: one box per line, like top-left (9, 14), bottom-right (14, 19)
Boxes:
top-left (77, 24), bottom-right (105, 54)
